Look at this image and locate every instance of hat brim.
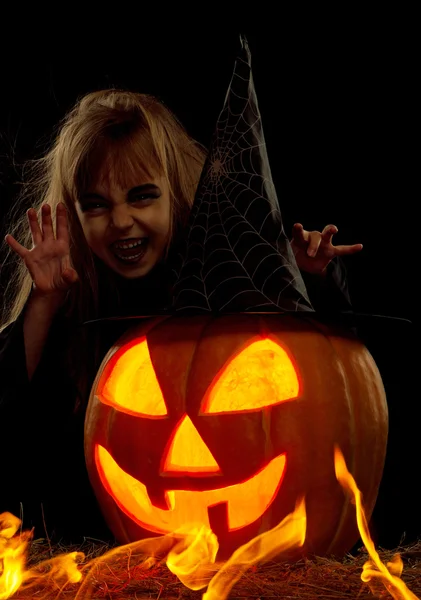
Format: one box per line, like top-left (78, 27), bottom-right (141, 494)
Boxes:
top-left (83, 311), bottom-right (413, 328)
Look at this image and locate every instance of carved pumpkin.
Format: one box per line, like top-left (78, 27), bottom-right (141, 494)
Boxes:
top-left (84, 314), bottom-right (388, 559)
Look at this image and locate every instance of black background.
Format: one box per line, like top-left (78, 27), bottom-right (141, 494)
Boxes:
top-left (0, 11), bottom-right (418, 547)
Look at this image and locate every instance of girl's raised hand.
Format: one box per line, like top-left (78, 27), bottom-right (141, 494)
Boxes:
top-left (5, 202), bottom-right (79, 299)
top-left (291, 223), bottom-right (363, 275)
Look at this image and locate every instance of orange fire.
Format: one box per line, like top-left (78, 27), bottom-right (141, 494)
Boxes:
top-left (0, 511), bottom-right (83, 599)
top-left (0, 513), bottom-right (28, 599)
top-left (0, 447), bottom-right (418, 599)
top-left (334, 446), bottom-right (418, 600)
top-left (0, 499), bottom-right (305, 599)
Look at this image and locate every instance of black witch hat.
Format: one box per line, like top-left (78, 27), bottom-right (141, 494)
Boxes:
top-left (171, 35), bottom-right (312, 315)
top-left (168, 35), bottom-right (410, 328)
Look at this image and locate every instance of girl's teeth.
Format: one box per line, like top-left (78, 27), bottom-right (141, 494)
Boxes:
top-left (115, 252), bottom-right (143, 261)
top-left (114, 240), bottom-right (144, 250)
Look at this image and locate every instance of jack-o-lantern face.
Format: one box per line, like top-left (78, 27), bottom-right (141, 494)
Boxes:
top-left (85, 315), bottom-right (388, 560)
top-left (95, 336), bottom-right (296, 534)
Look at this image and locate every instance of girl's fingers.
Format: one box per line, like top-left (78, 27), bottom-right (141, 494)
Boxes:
top-left (40, 204), bottom-right (54, 241)
top-left (292, 223), bottom-right (309, 245)
top-left (4, 234), bottom-right (28, 259)
top-left (56, 203), bottom-right (70, 244)
top-left (307, 231), bottom-right (322, 257)
top-left (62, 268), bottom-right (79, 284)
top-left (27, 208), bottom-right (43, 246)
top-left (334, 243), bottom-right (363, 256)
top-left (321, 224), bottom-right (338, 245)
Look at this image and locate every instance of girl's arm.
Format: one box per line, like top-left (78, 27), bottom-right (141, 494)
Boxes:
top-left (22, 291), bottom-right (64, 380)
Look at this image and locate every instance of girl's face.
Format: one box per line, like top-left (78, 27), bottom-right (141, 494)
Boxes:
top-left (75, 172), bottom-right (171, 279)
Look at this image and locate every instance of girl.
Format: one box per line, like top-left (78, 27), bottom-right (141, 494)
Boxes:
top-left (0, 89), bottom-right (361, 542)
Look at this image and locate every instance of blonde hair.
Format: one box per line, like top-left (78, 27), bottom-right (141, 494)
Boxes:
top-left (1, 89), bottom-right (206, 331)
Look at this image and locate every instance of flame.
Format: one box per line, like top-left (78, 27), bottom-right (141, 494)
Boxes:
top-left (0, 512), bottom-right (83, 599)
top-left (3, 444), bottom-right (417, 599)
top-left (166, 524), bottom-right (219, 590)
top-left (334, 446), bottom-right (419, 600)
top-left (0, 498), bottom-right (305, 599)
top-left (203, 496), bottom-right (306, 600)
top-left (0, 513), bottom-right (28, 599)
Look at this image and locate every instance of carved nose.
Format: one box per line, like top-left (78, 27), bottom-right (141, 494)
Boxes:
top-left (162, 415), bottom-right (220, 473)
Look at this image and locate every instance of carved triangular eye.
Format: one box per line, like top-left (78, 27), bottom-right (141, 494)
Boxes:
top-left (201, 338), bottom-right (299, 414)
top-left (98, 337), bottom-right (167, 418)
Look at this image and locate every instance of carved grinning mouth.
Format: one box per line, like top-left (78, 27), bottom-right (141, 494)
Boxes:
top-left (95, 444), bottom-right (286, 534)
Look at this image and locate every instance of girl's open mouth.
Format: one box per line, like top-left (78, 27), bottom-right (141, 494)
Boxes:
top-left (111, 238), bottom-right (149, 263)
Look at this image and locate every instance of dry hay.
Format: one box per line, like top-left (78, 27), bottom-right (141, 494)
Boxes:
top-left (7, 536), bottom-right (421, 599)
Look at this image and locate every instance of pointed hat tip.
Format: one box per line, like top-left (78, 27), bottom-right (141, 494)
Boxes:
top-left (239, 33), bottom-right (249, 49)
top-left (238, 33), bottom-right (251, 63)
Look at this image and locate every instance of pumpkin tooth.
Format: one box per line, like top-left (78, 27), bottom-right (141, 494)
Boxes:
top-left (208, 500), bottom-right (229, 536)
top-left (147, 486), bottom-right (171, 510)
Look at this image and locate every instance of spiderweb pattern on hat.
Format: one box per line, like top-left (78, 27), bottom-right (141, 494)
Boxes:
top-left (171, 36), bottom-right (313, 313)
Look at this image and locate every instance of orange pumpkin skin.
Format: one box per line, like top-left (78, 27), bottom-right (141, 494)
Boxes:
top-left (84, 314), bottom-right (388, 560)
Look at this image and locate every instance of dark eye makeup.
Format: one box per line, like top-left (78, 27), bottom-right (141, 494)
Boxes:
top-left (79, 185), bottom-right (161, 212)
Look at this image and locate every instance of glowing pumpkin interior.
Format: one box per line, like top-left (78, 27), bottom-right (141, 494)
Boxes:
top-left (95, 336), bottom-right (299, 533)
